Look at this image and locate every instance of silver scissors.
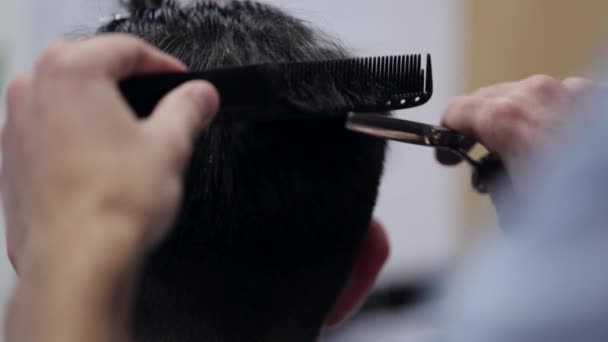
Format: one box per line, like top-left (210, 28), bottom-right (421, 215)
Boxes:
top-left (346, 112), bottom-right (508, 193)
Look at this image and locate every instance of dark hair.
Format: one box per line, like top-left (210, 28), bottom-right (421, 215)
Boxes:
top-left (99, 1), bottom-right (386, 341)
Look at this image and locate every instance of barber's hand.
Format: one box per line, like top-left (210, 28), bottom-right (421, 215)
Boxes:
top-left (2, 35), bottom-right (219, 342)
top-left (437, 75), bottom-right (596, 194)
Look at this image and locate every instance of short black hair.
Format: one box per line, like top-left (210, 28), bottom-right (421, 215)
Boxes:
top-left (99, 1), bottom-right (386, 341)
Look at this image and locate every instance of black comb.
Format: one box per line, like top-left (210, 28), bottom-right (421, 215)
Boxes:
top-left (119, 54), bottom-right (433, 122)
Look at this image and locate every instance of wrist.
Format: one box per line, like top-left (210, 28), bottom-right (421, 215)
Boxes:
top-left (24, 211), bottom-right (147, 269)
top-left (16, 216), bottom-right (147, 316)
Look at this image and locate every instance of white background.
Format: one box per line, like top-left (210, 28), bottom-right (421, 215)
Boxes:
top-left (1, 0), bottom-right (468, 340)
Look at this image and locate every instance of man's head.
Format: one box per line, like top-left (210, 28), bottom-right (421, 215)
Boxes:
top-left (98, 1), bottom-right (389, 341)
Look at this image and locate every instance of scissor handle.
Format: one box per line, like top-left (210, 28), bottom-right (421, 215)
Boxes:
top-left (471, 153), bottom-right (509, 193)
top-left (346, 113), bottom-right (510, 194)
top-left (424, 131), bottom-right (511, 194)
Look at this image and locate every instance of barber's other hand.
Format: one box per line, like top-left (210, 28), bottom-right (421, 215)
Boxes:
top-left (437, 75), bottom-right (596, 193)
top-left (2, 35), bottom-right (219, 272)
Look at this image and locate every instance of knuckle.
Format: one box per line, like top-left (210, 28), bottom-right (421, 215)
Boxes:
top-left (491, 99), bottom-right (525, 121)
top-left (97, 33), bottom-right (148, 56)
top-left (528, 74), bottom-right (558, 86)
top-left (443, 95), bottom-right (489, 135)
top-left (526, 74), bottom-right (563, 98)
top-left (121, 35), bottom-right (148, 49)
top-left (6, 75), bottom-right (28, 98)
top-left (563, 76), bottom-right (591, 86)
top-left (444, 96), bottom-right (471, 123)
top-left (35, 41), bottom-right (74, 77)
top-left (484, 99), bottom-right (527, 138)
top-left (481, 112), bottom-right (527, 152)
top-left (563, 77), bottom-right (594, 93)
top-left (472, 84), bottom-right (496, 97)
top-left (99, 33), bottom-right (145, 46)
top-left (5, 74), bottom-right (29, 113)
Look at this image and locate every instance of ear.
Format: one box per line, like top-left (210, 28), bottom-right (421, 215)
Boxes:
top-left (324, 218), bottom-right (389, 327)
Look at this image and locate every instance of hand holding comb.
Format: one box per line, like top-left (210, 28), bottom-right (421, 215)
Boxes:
top-left (120, 54), bottom-right (506, 193)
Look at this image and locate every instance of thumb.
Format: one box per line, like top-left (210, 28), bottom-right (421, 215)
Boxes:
top-left (145, 81), bottom-right (220, 167)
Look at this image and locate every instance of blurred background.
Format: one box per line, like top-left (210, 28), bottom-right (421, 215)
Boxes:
top-left (0, 0), bottom-right (607, 341)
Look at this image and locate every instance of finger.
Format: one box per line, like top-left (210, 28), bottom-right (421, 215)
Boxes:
top-left (441, 95), bottom-right (487, 137)
top-left (562, 77), bottom-right (602, 117)
top-left (3, 75), bottom-right (31, 162)
top-left (36, 34), bottom-right (186, 82)
top-left (436, 96), bottom-right (486, 165)
top-left (520, 75), bottom-right (564, 103)
top-left (145, 81), bottom-right (219, 169)
top-left (79, 34), bottom-right (187, 79)
top-left (5, 74), bottom-right (32, 117)
top-left (562, 77), bottom-right (594, 94)
top-left (471, 81), bottom-right (516, 99)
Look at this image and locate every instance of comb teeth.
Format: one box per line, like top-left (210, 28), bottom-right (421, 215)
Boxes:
top-left (280, 54), bottom-right (433, 113)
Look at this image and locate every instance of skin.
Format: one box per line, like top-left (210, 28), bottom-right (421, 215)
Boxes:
top-left (436, 75), bottom-right (596, 194)
top-left (2, 34), bottom-right (220, 342)
top-left (0, 35), bottom-right (599, 341)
